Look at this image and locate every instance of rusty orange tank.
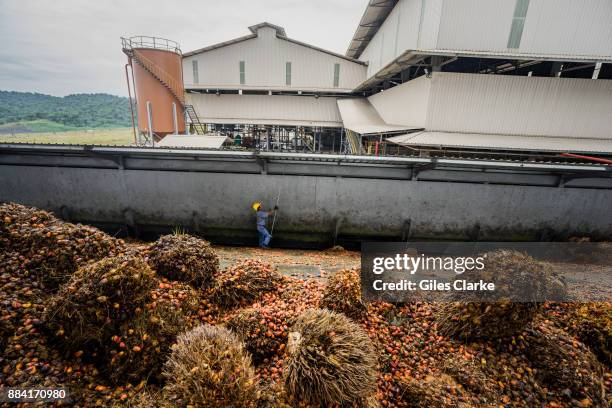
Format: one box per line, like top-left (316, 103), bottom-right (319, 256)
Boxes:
top-left (122, 37), bottom-right (186, 138)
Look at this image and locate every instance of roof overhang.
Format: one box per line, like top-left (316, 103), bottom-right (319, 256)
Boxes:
top-left (346, 0), bottom-right (399, 59)
top-left (388, 131), bottom-right (612, 155)
top-left (156, 134), bottom-right (229, 149)
top-left (337, 98), bottom-right (420, 135)
top-left (354, 49), bottom-right (612, 92)
top-left (186, 93), bottom-right (343, 128)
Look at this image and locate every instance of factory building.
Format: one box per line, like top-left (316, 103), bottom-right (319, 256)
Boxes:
top-left (181, 23), bottom-right (367, 151)
top-left (342, 0), bottom-right (612, 157)
top-left (183, 23), bottom-right (367, 93)
top-left (123, 1), bottom-right (612, 158)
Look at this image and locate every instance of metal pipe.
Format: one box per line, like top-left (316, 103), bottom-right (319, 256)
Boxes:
top-left (146, 101), bottom-right (154, 146)
top-left (172, 102), bottom-right (178, 135)
top-left (124, 63), bottom-right (137, 144)
top-left (560, 152), bottom-right (612, 165)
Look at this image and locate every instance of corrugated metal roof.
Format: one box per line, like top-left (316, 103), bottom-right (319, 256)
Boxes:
top-left (248, 22), bottom-right (286, 37)
top-left (425, 72), bottom-right (612, 139)
top-left (156, 135), bottom-right (229, 149)
top-left (186, 22), bottom-right (365, 64)
top-left (336, 98), bottom-right (419, 134)
top-left (388, 131), bottom-right (612, 154)
top-left (367, 75), bottom-right (429, 128)
top-left (186, 93), bottom-right (343, 128)
top-left (346, 0), bottom-right (399, 59)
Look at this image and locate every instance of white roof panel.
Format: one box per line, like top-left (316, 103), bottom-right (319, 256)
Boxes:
top-left (336, 98), bottom-right (419, 134)
top-left (187, 93), bottom-right (343, 128)
top-left (156, 135), bottom-right (228, 149)
top-left (388, 131), bottom-right (612, 154)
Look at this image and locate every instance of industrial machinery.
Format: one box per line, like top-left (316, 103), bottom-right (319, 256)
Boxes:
top-left (122, 36), bottom-right (186, 144)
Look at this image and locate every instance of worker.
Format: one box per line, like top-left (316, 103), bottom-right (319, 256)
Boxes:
top-left (252, 201), bottom-right (278, 248)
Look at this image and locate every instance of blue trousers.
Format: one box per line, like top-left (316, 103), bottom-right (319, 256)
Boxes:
top-left (257, 225), bottom-right (271, 247)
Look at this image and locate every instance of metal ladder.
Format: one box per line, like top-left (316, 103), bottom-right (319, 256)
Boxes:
top-left (184, 104), bottom-right (206, 135)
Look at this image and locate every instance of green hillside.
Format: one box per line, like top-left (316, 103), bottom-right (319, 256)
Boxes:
top-left (0, 91), bottom-right (131, 131)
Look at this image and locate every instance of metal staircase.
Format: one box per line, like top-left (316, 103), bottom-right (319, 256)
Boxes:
top-left (184, 104), bottom-right (207, 135)
top-left (121, 37), bottom-right (185, 106)
top-left (345, 129), bottom-right (362, 154)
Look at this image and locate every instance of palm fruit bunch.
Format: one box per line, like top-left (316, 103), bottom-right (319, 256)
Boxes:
top-left (148, 233), bottom-right (219, 288)
top-left (104, 282), bottom-right (199, 384)
top-left (0, 250), bottom-right (49, 369)
top-left (43, 254), bottom-right (157, 349)
top-left (567, 302), bottom-right (611, 367)
top-left (522, 324), bottom-right (606, 406)
top-left (105, 303), bottom-right (189, 384)
top-left (210, 259), bottom-right (284, 308)
top-left (441, 355), bottom-right (500, 405)
top-left (397, 375), bottom-right (473, 408)
top-left (436, 250), bottom-right (564, 340)
top-left (0, 251), bottom-right (34, 351)
top-left (225, 301), bottom-right (292, 363)
top-left (320, 268), bottom-right (367, 320)
top-left (256, 383), bottom-right (294, 408)
top-left (1, 203), bottom-right (125, 289)
top-left (161, 325), bottom-right (260, 408)
top-left (283, 309), bottom-right (378, 407)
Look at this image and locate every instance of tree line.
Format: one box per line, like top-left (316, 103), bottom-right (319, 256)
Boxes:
top-left (0, 91), bottom-right (132, 128)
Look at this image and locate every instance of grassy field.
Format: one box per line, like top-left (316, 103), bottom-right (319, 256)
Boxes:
top-left (0, 127), bottom-right (134, 145)
top-left (0, 119), bottom-right (80, 133)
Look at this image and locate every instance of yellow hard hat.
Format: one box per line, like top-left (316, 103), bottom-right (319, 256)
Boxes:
top-left (252, 201), bottom-right (262, 211)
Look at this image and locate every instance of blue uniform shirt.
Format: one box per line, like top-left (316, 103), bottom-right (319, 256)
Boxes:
top-left (256, 210), bottom-right (269, 227)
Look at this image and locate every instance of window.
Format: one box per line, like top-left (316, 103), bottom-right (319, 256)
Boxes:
top-left (192, 60), bottom-right (199, 84)
top-left (239, 61), bottom-right (245, 85)
top-left (286, 62), bottom-right (292, 86)
top-left (507, 0), bottom-right (530, 49)
top-left (333, 63), bottom-right (340, 87)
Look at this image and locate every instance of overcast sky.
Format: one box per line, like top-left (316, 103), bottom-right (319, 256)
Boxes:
top-left (0, 0), bottom-right (367, 97)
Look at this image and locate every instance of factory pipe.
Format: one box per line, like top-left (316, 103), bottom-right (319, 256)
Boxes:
top-left (561, 152), bottom-right (612, 165)
top-left (146, 101), bottom-right (154, 146)
top-left (125, 63), bottom-right (137, 145)
top-left (172, 102), bottom-right (178, 135)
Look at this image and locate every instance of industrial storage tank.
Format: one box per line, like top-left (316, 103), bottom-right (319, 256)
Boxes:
top-left (122, 36), bottom-right (186, 140)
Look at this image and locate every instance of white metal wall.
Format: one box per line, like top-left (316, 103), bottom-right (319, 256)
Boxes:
top-left (367, 75), bottom-right (430, 127)
top-left (346, 72), bottom-right (612, 140)
top-left (186, 93), bottom-right (342, 127)
top-left (359, 0), bottom-right (433, 78)
top-left (425, 72), bottom-right (612, 139)
top-left (358, 0), bottom-right (612, 81)
top-left (183, 26), bottom-right (366, 92)
top-left (436, 0), bottom-right (612, 56)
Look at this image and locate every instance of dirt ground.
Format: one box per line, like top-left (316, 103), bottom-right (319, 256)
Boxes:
top-left (214, 245), bottom-right (360, 281)
top-left (213, 245), bottom-right (612, 301)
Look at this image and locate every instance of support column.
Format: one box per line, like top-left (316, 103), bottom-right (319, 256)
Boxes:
top-left (592, 62), bottom-right (602, 79)
top-left (550, 62), bottom-right (563, 77)
top-left (431, 56), bottom-right (444, 72)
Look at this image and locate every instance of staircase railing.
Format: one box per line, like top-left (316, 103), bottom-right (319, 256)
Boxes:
top-left (345, 129), bottom-right (361, 154)
top-left (184, 104), bottom-right (206, 135)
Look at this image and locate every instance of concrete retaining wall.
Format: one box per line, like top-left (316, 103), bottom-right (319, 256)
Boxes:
top-left (1, 147), bottom-right (611, 246)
